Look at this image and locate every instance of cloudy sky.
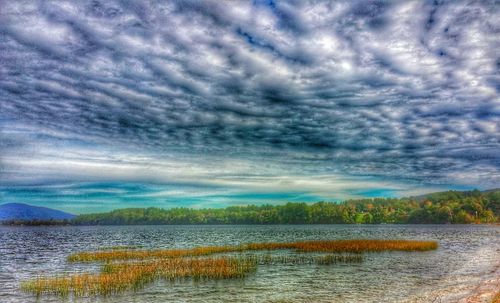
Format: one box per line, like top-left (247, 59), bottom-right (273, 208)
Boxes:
top-left (0, 0), bottom-right (499, 213)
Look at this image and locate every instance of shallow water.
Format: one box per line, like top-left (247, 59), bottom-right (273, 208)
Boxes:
top-left (0, 225), bottom-right (498, 303)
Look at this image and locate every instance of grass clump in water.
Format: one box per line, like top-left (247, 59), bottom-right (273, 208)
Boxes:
top-left (23, 239), bottom-right (437, 298)
top-left (68, 239), bottom-right (437, 262)
top-left (99, 245), bottom-right (143, 250)
top-left (288, 239), bottom-right (438, 253)
top-left (254, 253), bottom-right (363, 265)
top-left (21, 257), bottom-right (256, 297)
top-left (67, 245), bottom-right (242, 262)
top-left (314, 254), bottom-right (364, 265)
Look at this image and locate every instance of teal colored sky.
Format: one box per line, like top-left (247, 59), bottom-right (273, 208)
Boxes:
top-left (0, 182), bottom-right (474, 214)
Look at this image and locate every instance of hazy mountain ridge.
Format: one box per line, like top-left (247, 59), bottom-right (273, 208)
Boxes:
top-left (0, 203), bottom-right (75, 221)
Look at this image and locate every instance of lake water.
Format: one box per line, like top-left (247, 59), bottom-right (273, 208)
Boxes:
top-left (0, 225), bottom-right (498, 303)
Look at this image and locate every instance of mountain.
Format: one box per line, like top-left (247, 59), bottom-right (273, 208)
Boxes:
top-left (0, 203), bottom-right (76, 222)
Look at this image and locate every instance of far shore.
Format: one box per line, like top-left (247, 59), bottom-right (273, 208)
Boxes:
top-left (2, 221), bottom-right (500, 227)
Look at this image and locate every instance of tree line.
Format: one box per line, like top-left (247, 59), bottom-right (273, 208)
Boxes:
top-left (72, 189), bottom-right (499, 225)
top-left (0, 219), bottom-right (73, 226)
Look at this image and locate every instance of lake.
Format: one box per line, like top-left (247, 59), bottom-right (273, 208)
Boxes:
top-left (0, 225), bottom-right (498, 303)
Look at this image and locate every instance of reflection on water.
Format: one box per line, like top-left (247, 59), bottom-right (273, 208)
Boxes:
top-left (0, 225), bottom-right (498, 303)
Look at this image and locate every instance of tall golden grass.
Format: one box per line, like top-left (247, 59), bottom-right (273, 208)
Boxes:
top-left (230, 254), bottom-right (363, 265)
top-left (67, 245), bottom-right (242, 262)
top-left (68, 239), bottom-right (437, 262)
top-left (21, 257), bottom-right (257, 297)
top-left (22, 239), bottom-right (438, 297)
top-left (22, 254), bottom-right (365, 297)
top-left (288, 239), bottom-right (438, 253)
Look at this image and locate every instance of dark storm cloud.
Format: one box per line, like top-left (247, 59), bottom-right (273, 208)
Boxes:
top-left (0, 0), bottom-right (499, 189)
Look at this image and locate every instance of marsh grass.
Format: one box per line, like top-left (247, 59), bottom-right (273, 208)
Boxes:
top-left (67, 245), bottom-right (240, 262)
top-left (21, 255), bottom-right (362, 297)
top-left (99, 245), bottom-right (143, 250)
top-left (22, 239), bottom-right (437, 297)
top-left (314, 254), bottom-right (364, 265)
top-left (21, 257), bottom-right (257, 297)
top-left (253, 253), bottom-right (363, 265)
top-left (68, 239), bottom-right (437, 262)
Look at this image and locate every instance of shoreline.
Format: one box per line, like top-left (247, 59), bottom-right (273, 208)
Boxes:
top-left (2, 222), bottom-right (500, 227)
top-left (460, 263), bottom-right (500, 303)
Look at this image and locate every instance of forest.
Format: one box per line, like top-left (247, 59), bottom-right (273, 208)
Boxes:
top-left (72, 189), bottom-right (499, 225)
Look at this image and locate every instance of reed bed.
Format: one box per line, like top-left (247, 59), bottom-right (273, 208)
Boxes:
top-left (255, 254), bottom-right (363, 265)
top-left (23, 239), bottom-right (437, 297)
top-left (287, 239), bottom-right (438, 253)
top-left (67, 245), bottom-right (242, 262)
top-left (21, 257), bottom-right (256, 297)
top-left (104, 257), bottom-right (257, 280)
top-left (99, 245), bottom-right (143, 250)
top-left (68, 239), bottom-right (437, 262)
top-left (21, 271), bottom-right (150, 297)
top-left (314, 254), bottom-right (364, 265)
top-left (21, 254), bottom-right (364, 297)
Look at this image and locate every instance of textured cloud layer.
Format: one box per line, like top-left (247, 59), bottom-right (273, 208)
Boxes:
top-left (1, 1), bottom-right (499, 209)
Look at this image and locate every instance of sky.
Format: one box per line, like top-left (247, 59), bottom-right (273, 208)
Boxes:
top-left (0, 0), bottom-right (499, 214)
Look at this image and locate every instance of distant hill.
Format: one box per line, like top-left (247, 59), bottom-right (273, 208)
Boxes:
top-left (411, 188), bottom-right (498, 201)
top-left (483, 188), bottom-right (500, 193)
top-left (0, 203), bottom-right (75, 222)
